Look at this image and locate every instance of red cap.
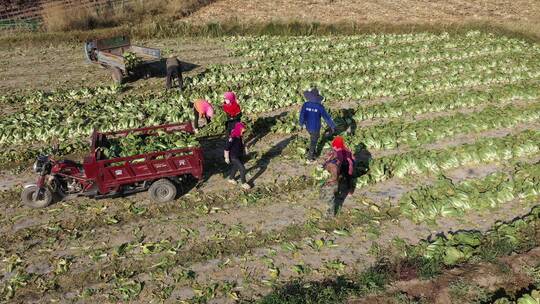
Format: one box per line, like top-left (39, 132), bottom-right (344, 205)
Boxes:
top-left (223, 102), bottom-right (241, 117)
top-left (332, 136), bottom-right (345, 150)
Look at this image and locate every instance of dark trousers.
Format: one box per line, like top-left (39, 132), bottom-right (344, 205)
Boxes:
top-left (166, 67), bottom-right (183, 90)
top-left (193, 107), bottom-right (210, 129)
top-left (308, 130), bottom-right (320, 159)
top-left (228, 158), bottom-right (246, 184)
top-left (340, 164), bottom-right (354, 192)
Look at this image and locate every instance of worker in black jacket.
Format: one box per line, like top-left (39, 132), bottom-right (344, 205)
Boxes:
top-left (224, 122), bottom-right (251, 190)
top-left (165, 55), bottom-right (183, 90)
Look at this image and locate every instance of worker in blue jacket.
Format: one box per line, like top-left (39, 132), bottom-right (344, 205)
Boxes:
top-left (299, 88), bottom-right (336, 162)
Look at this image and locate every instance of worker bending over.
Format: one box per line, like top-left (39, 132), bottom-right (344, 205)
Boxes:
top-left (321, 136), bottom-right (356, 216)
top-left (191, 99), bottom-right (214, 133)
top-left (165, 55), bottom-right (183, 90)
top-left (325, 136), bottom-right (355, 194)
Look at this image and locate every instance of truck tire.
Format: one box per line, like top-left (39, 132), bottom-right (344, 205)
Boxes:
top-left (148, 179), bottom-right (177, 203)
top-left (21, 185), bottom-right (53, 208)
top-left (111, 67), bottom-right (123, 84)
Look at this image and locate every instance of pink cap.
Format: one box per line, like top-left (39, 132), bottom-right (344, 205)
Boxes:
top-left (224, 91), bottom-right (237, 104)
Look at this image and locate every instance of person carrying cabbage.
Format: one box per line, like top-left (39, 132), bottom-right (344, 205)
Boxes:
top-left (326, 136), bottom-right (355, 193)
top-left (224, 122), bottom-right (251, 190)
top-left (222, 91), bottom-right (243, 135)
top-left (320, 136), bottom-right (356, 216)
top-left (299, 88), bottom-right (336, 163)
top-left (191, 99), bottom-right (214, 133)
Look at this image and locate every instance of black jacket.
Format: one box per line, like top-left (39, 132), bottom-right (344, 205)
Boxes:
top-left (225, 136), bottom-right (244, 159)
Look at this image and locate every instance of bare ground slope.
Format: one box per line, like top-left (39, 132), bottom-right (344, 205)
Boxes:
top-left (186, 0), bottom-right (540, 29)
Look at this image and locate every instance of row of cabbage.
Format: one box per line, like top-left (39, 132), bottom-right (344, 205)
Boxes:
top-left (233, 31), bottom-right (528, 57)
top-left (229, 31), bottom-right (537, 58)
top-left (355, 100), bottom-right (540, 150)
top-left (353, 81), bottom-right (540, 120)
top-left (308, 129), bottom-right (539, 189)
top-left (231, 32), bottom-right (455, 57)
top-left (2, 80), bottom-right (539, 167)
top-left (185, 51), bottom-right (540, 111)
top-left (194, 34), bottom-right (535, 87)
top-left (273, 82), bottom-right (540, 148)
top-left (1, 33), bottom-right (539, 168)
top-left (357, 130), bottom-right (540, 186)
top-left (1, 55), bottom-right (538, 150)
top-left (494, 290), bottom-right (540, 304)
top-left (272, 81), bottom-right (540, 131)
top-left (412, 205), bottom-right (540, 267)
top-left (400, 161), bottom-right (540, 223)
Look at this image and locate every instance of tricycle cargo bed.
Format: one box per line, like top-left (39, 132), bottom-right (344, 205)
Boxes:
top-left (84, 35), bottom-right (161, 84)
top-left (95, 147), bottom-right (203, 192)
top-left (82, 122), bottom-right (203, 195)
top-left (22, 121), bottom-right (204, 207)
top-left (87, 36), bottom-right (161, 63)
top-left (96, 45), bottom-right (161, 70)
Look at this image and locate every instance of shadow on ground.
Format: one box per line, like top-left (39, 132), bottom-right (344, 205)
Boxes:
top-left (247, 135), bottom-right (296, 184)
top-left (258, 262), bottom-right (391, 304)
top-left (197, 134), bottom-right (229, 185)
top-left (123, 59), bottom-right (199, 84)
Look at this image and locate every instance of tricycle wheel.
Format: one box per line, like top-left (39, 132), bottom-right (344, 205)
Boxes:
top-left (21, 185), bottom-right (53, 208)
top-left (111, 67), bottom-right (123, 84)
top-left (148, 179), bottom-right (177, 203)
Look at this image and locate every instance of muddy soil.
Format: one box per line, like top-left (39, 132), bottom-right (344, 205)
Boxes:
top-left (351, 246), bottom-right (540, 304)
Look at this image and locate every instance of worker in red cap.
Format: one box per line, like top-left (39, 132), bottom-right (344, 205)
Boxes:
top-left (191, 99), bottom-right (214, 133)
top-left (328, 136), bottom-right (355, 192)
top-left (321, 136), bottom-right (355, 215)
top-left (222, 91), bottom-right (242, 135)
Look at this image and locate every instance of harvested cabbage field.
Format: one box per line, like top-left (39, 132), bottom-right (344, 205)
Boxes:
top-left (1, 31), bottom-right (540, 303)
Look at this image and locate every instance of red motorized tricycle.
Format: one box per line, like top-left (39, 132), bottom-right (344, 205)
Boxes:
top-left (21, 122), bottom-right (203, 208)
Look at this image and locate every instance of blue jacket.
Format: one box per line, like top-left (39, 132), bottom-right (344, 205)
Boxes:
top-left (299, 101), bottom-right (336, 133)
